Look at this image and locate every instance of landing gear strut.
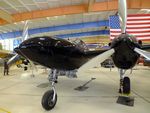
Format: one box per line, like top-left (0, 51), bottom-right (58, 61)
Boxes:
top-left (119, 69), bottom-right (130, 94)
top-left (41, 69), bottom-right (58, 110)
top-left (117, 69), bottom-right (134, 106)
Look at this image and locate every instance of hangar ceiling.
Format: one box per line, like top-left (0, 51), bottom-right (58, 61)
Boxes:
top-left (0, 11), bottom-right (114, 33)
top-left (0, 0), bottom-right (150, 40)
top-left (2, 0), bottom-right (89, 14)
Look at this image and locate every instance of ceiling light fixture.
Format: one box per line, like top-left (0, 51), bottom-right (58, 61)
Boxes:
top-left (46, 17), bottom-right (50, 20)
top-left (141, 9), bottom-right (150, 11)
top-left (83, 12), bottom-right (101, 15)
top-left (61, 15), bottom-right (66, 18)
top-left (140, 9), bottom-right (150, 13)
top-left (21, 21), bottom-right (25, 24)
top-left (54, 16), bottom-right (58, 19)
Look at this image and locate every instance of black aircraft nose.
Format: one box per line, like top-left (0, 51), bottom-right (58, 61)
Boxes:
top-left (14, 47), bottom-right (20, 53)
top-left (14, 46), bottom-right (26, 58)
top-left (16, 37), bottom-right (52, 60)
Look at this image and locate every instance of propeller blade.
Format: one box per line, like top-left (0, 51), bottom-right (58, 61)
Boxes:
top-left (118, 0), bottom-right (127, 33)
top-left (22, 20), bottom-right (29, 41)
top-left (7, 54), bottom-right (21, 66)
top-left (78, 49), bottom-right (114, 72)
top-left (134, 48), bottom-right (150, 60)
top-left (7, 21), bottom-right (29, 67)
top-left (22, 20), bottom-right (37, 73)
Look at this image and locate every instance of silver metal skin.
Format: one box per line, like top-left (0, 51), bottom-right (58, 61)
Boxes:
top-left (119, 69), bottom-right (126, 93)
top-left (48, 69), bottom-right (57, 102)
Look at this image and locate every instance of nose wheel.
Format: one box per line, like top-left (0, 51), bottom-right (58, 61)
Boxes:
top-left (119, 77), bottom-right (130, 95)
top-left (119, 69), bottom-right (130, 95)
top-left (122, 77), bottom-right (130, 94)
top-left (41, 90), bottom-right (57, 110)
top-left (41, 69), bottom-right (58, 110)
top-left (117, 69), bottom-right (134, 106)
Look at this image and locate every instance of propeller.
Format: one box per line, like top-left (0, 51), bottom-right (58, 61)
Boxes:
top-left (7, 21), bottom-right (29, 66)
top-left (78, 49), bottom-right (114, 72)
top-left (78, 0), bottom-right (127, 72)
top-left (118, 0), bottom-right (150, 61)
top-left (134, 48), bottom-right (150, 60)
top-left (7, 21), bottom-right (37, 73)
top-left (119, 0), bottom-right (150, 62)
top-left (7, 54), bottom-right (21, 66)
top-left (118, 0), bottom-right (127, 33)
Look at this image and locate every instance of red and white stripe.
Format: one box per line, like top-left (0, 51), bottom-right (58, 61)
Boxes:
top-left (110, 14), bottom-right (150, 41)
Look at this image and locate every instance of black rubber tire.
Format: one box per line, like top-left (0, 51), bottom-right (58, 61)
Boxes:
top-left (123, 77), bottom-right (130, 94)
top-left (24, 66), bottom-right (28, 71)
top-left (41, 90), bottom-right (57, 110)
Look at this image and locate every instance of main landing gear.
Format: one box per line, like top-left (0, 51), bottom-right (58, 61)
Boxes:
top-left (41, 69), bottom-right (58, 110)
top-left (117, 69), bottom-right (134, 106)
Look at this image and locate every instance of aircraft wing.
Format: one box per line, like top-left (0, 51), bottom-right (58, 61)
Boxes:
top-left (78, 48), bottom-right (114, 72)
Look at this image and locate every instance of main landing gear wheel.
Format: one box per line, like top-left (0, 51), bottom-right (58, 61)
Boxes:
top-left (123, 77), bottom-right (130, 94)
top-left (41, 90), bottom-right (57, 110)
top-left (117, 76), bottom-right (134, 106)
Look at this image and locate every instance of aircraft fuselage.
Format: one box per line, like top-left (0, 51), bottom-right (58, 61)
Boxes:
top-left (15, 34), bottom-right (141, 70)
top-left (15, 36), bottom-right (107, 70)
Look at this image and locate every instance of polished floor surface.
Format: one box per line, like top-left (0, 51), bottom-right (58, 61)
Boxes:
top-left (0, 65), bottom-right (150, 113)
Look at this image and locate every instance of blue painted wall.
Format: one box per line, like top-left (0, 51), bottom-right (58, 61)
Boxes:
top-left (56, 30), bottom-right (109, 38)
top-left (0, 20), bottom-right (109, 39)
top-left (13, 30), bottom-right (109, 46)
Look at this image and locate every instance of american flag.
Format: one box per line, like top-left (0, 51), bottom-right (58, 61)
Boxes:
top-left (109, 14), bottom-right (150, 41)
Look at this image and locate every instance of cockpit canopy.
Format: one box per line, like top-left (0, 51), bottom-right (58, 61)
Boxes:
top-left (71, 38), bottom-right (89, 51)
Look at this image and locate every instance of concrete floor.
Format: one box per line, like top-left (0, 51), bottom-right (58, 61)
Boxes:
top-left (0, 65), bottom-right (149, 113)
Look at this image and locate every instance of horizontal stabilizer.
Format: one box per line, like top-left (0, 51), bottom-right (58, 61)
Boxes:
top-left (134, 48), bottom-right (150, 60)
top-left (78, 49), bottom-right (114, 72)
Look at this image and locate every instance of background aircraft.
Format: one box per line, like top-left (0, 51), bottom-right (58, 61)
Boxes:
top-left (0, 50), bottom-right (14, 59)
top-left (14, 0), bottom-right (150, 111)
top-left (0, 50), bottom-right (13, 65)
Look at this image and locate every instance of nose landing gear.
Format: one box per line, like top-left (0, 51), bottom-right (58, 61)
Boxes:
top-left (118, 69), bottom-right (130, 94)
top-left (122, 77), bottom-right (130, 94)
top-left (41, 69), bottom-right (58, 110)
top-left (117, 69), bottom-right (134, 106)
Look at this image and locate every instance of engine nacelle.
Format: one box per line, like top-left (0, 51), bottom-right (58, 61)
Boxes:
top-left (111, 34), bottom-right (140, 69)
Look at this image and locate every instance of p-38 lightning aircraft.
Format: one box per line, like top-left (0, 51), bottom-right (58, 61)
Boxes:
top-left (14, 0), bottom-right (150, 110)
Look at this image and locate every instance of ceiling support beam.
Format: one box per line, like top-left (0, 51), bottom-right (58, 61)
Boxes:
top-left (0, 10), bottom-right (12, 23)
